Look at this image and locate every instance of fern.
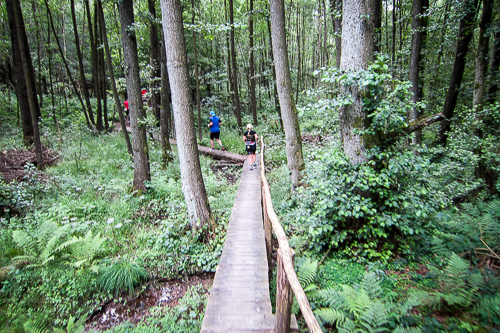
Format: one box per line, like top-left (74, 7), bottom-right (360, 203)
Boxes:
top-left (316, 272), bottom-right (421, 332)
top-left (23, 319), bottom-right (50, 333)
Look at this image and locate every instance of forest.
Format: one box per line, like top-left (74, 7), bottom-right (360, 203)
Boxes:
top-left (0, 0), bottom-right (499, 331)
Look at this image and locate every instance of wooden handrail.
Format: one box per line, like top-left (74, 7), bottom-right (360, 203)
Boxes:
top-left (259, 137), bottom-right (322, 333)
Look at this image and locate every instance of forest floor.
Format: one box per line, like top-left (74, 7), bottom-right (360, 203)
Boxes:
top-left (85, 273), bottom-right (214, 332)
top-left (0, 145), bottom-right (58, 183)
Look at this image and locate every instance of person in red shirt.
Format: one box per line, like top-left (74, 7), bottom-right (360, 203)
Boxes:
top-left (124, 100), bottom-right (129, 124)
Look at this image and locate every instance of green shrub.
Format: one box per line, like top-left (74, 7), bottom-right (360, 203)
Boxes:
top-left (98, 258), bottom-right (150, 296)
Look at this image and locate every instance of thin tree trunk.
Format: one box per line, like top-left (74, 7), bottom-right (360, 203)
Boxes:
top-left (271, 0), bottom-right (305, 188)
top-left (160, 0), bottom-right (213, 230)
top-left (85, 0), bottom-right (98, 100)
top-left (44, 0), bottom-right (91, 128)
top-left (392, 0), bottom-right (396, 62)
top-left (32, 1), bottom-right (43, 108)
top-left (229, 0), bottom-right (242, 128)
top-left (160, 29), bottom-right (173, 167)
top-left (249, 0), bottom-right (257, 125)
top-left (71, 0), bottom-right (95, 126)
top-left (118, 0), bottom-right (151, 191)
top-left (94, 1), bottom-right (103, 131)
top-left (409, 0), bottom-right (429, 144)
top-left (486, 30), bottom-right (500, 103)
top-left (97, 0), bottom-right (132, 155)
top-left (374, 0), bottom-right (382, 53)
top-left (149, 0), bottom-right (161, 124)
top-left (295, 6), bottom-right (301, 105)
top-left (6, 0), bottom-right (33, 146)
top-left (191, 0), bottom-right (202, 140)
top-left (12, 0), bottom-right (44, 169)
top-left (473, 0), bottom-right (494, 110)
top-left (439, 0), bottom-right (479, 144)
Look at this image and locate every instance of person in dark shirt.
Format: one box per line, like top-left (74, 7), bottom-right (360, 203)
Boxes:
top-left (243, 124), bottom-right (258, 170)
top-left (208, 110), bottom-right (225, 151)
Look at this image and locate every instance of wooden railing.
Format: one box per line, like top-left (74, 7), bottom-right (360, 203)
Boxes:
top-left (260, 137), bottom-right (322, 333)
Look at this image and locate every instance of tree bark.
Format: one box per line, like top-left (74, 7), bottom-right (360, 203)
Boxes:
top-left (409, 0), bottom-right (429, 144)
top-left (266, 4), bottom-right (283, 132)
top-left (6, 0), bottom-right (33, 147)
top-left (149, 0), bottom-right (161, 124)
top-left (374, 0), bottom-right (382, 53)
top-left (191, 0), bottom-right (202, 140)
top-left (160, 29), bottom-right (173, 168)
top-left (486, 30), bottom-right (500, 103)
top-left (270, 0), bottom-right (305, 188)
top-left (161, 0), bottom-right (213, 230)
top-left (473, 0), bottom-right (493, 110)
top-left (439, 0), bottom-right (479, 145)
top-left (339, 0), bottom-right (377, 163)
top-left (229, 0), bottom-right (242, 128)
top-left (118, 0), bottom-right (151, 191)
top-left (94, 1), bottom-right (103, 131)
top-left (97, 0), bottom-right (132, 155)
top-left (249, 0), bottom-right (258, 125)
top-left (71, 0), bottom-right (95, 127)
top-left (12, 0), bottom-right (44, 169)
top-left (330, 0), bottom-right (342, 68)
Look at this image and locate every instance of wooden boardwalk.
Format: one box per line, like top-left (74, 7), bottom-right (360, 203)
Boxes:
top-left (201, 156), bottom-right (275, 332)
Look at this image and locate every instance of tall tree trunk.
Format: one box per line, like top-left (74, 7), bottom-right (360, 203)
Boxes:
top-left (160, 29), bottom-right (173, 167)
top-left (409, 0), bottom-right (429, 144)
top-left (149, 0), bottom-right (161, 124)
top-left (71, 0), bottom-right (95, 127)
top-left (295, 5), bottom-right (301, 105)
top-left (266, 5), bottom-right (283, 132)
top-left (270, 0), bottom-right (305, 188)
top-left (438, 0), bottom-right (479, 144)
top-left (94, 1), bottom-right (103, 131)
top-left (12, 0), bottom-right (44, 169)
top-left (374, 0), bottom-right (382, 53)
top-left (160, 0), bottom-right (213, 230)
top-left (249, 0), bottom-right (257, 125)
top-left (486, 30), bottom-right (500, 103)
top-left (473, 0), bottom-right (494, 109)
top-left (6, 0), bottom-right (33, 146)
top-left (330, 0), bottom-right (342, 68)
top-left (100, 23), bottom-right (108, 131)
top-left (339, 0), bottom-right (377, 163)
top-left (118, 0), bottom-right (151, 191)
top-left (224, 0), bottom-right (233, 102)
top-left (44, 0), bottom-right (92, 128)
top-left (31, 1), bottom-right (43, 108)
top-left (85, 0), bottom-right (98, 100)
top-left (392, 0), bottom-right (396, 62)
top-left (191, 0), bottom-right (202, 140)
top-left (97, 0), bottom-right (132, 155)
top-left (229, 0), bottom-right (242, 128)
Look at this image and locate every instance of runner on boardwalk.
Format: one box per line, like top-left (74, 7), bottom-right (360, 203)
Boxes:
top-left (243, 124), bottom-right (258, 170)
top-left (208, 110), bottom-right (225, 151)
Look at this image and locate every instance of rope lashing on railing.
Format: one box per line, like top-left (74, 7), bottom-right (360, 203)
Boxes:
top-left (259, 137), bottom-right (322, 333)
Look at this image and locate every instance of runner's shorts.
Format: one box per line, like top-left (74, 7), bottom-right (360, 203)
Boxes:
top-left (210, 131), bottom-right (220, 140)
top-left (246, 141), bottom-right (256, 154)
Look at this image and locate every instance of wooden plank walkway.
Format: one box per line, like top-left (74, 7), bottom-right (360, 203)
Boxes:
top-left (201, 156), bottom-right (275, 332)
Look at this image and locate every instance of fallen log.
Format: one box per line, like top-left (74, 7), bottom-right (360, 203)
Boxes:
top-left (169, 139), bottom-right (246, 163)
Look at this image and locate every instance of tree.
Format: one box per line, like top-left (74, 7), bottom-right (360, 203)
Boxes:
top-left (11, 0), bottom-right (44, 169)
top-left (97, 0), bottom-right (132, 155)
top-left (473, 0), bottom-right (494, 110)
top-left (71, 0), bottom-right (94, 128)
top-left (160, 0), bottom-right (213, 230)
top-left (6, 0), bottom-right (33, 147)
top-left (270, 0), bottom-right (305, 188)
top-left (118, 0), bottom-right (151, 192)
top-left (338, 0), bottom-right (377, 163)
top-left (409, 0), bottom-right (429, 144)
top-left (149, 0), bottom-right (161, 124)
top-left (249, 0), bottom-right (257, 125)
top-left (160, 30), bottom-right (173, 168)
top-left (439, 0), bottom-right (479, 144)
top-left (229, 0), bottom-right (242, 128)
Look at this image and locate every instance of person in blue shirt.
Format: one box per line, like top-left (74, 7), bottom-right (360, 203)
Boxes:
top-left (208, 110), bottom-right (225, 151)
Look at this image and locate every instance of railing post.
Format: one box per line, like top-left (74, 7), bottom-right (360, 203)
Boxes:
top-left (262, 186), bottom-right (273, 283)
top-left (275, 247), bottom-right (295, 333)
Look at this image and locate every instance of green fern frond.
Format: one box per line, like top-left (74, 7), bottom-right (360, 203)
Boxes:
top-left (39, 224), bottom-right (71, 263)
top-left (357, 301), bottom-right (389, 333)
top-left (314, 308), bottom-right (346, 326)
top-left (341, 285), bottom-right (370, 318)
top-left (319, 286), bottom-right (343, 308)
top-left (297, 258), bottom-right (318, 288)
top-left (359, 272), bottom-right (383, 299)
top-left (468, 272), bottom-right (485, 290)
top-left (23, 319), bottom-right (50, 333)
top-left (12, 230), bottom-right (38, 256)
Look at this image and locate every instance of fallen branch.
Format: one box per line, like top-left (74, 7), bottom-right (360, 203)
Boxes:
top-left (169, 139), bottom-right (246, 163)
